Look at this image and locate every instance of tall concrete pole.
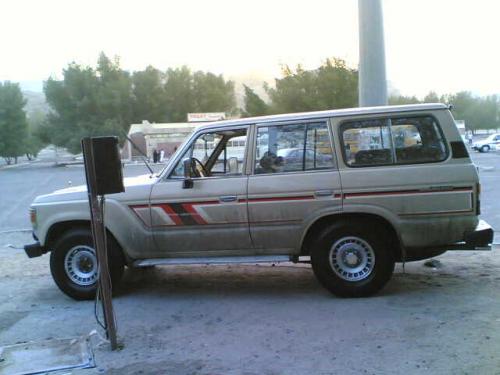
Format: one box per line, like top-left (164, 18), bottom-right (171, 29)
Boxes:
top-left (358, 0), bottom-right (388, 107)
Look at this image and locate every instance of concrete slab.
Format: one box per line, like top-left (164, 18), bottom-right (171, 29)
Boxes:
top-left (0, 337), bottom-right (95, 375)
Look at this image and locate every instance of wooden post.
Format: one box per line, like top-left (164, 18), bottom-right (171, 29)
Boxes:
top-left (81, 137), bottom-right (119, 350)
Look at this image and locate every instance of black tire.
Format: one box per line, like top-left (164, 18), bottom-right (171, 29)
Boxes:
top-left (50, 228), bottom-right (125, 300)
top-left (311, 221), bottom-right (395, 297)
top-left (480, 145), bottom-right (490, 153)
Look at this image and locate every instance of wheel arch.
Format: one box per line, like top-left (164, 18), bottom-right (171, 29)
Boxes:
top-left (45, 220), bottom-right (129, 265)
top-left (300, 213), bottom-right (402, 260)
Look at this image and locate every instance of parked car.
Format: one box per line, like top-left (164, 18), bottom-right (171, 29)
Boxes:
top-left (472, 133), bottom-right (500, 152)
top-left (24, 103), bottom-right (493, 300)
top-left (276, 148), bottom-right (333, 171)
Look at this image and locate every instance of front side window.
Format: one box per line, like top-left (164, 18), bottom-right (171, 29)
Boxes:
top-left (340, 116), bottom-right (448, 167)
top-left (255, 122), bottom-right (334, 174)
top-left (170, 128), bottom-right (247, 178)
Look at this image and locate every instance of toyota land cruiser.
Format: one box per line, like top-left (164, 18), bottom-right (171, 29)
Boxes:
top-left (24, 103), bottom-right (494, 299)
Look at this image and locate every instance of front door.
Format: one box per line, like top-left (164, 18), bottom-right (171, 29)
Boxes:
top-left (247, 120), bottom-right (342, 254)
top-left (150, 126), bottom-right (252, 257)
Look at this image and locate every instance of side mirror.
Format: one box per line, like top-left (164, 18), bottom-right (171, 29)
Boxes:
top-left (182, 158), bottom-right (193, 189)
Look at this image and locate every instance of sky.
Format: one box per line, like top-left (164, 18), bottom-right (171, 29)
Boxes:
top-left (0, 0), bottom-right (498, 97)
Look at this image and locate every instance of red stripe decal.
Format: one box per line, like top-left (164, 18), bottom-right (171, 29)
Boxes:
top-left (399, 209), bottom-right (474, 217)
top-left (160, 204), bottom-right (183, 226)
top-left (182, 203), bottom-right (207, 225)
top-left (345, 189), bottom-right (420, 198)
top-left (344, 187), bottom-right (473, 198)
top-left (245, 195), bottom-right (315, 203)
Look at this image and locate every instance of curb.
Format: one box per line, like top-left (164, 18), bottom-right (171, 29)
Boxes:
top-left (0, 162), bottom-right (30, 170)
top-left (0, 229), bottom-right (32, 234)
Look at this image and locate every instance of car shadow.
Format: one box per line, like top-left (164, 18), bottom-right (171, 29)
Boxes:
top-left (113, 263), bottom-right (464, 299)
top-left (116, 264), bottom-right (323, 298)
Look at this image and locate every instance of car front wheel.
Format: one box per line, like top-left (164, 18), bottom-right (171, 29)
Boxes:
top-left (311, 221), bottom-right (395, 297)
top-left (50, 228), bottom-right (125, 300)
top-left (480, 145), bottom-right (490, 153)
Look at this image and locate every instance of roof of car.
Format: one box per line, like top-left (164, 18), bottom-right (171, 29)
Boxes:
top-left (196, 103), bottom-right (449, 131)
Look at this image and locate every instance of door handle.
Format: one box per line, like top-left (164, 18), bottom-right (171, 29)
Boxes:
top-left (314, 190), bottom-right (333, 197)
top-left (219, 195), bottom-right (238, 203)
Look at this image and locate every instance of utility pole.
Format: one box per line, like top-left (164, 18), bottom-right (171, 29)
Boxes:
top-left (358, 0), bottom-right (388, 107)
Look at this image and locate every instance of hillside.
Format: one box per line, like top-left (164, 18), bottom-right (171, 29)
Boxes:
top-left (23, 90), bottom-right (49, 116)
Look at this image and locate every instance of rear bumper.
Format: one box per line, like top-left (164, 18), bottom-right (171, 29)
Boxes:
top-left (463, 219), bottom-right (494, 249)
top-left (24, 241), bottom-right (48, 258)
top-left (402, 220), bottom-right (494, 262)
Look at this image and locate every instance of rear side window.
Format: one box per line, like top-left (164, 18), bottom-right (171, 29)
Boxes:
top-left (255, 122), bottom-right (334, 174)
top-left (340, 116), bottom-right (448, 167)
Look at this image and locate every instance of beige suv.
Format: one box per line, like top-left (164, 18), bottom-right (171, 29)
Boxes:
top-left (24, 103), bottom-right (493, 300)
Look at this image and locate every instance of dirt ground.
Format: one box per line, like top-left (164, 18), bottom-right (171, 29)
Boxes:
top-left (1, 231), bottom-right (499, 375)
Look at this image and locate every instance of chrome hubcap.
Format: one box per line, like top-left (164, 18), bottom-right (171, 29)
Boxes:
top-left (329, 236), bottom-right (375, 281)
top-left (64, 245), bottom-right (99, 286)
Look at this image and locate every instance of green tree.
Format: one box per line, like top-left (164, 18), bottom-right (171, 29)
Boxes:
top-left (446, 91), bottom-right (480, 132)
top-left (192, 71), bottom-right (236, 115)
top-left (163, 66), bottom-right (236, 122)
top-left (132, 66), bottom-right (167, 123)
top-left (241, 85), bottom-right (269, 117)
top-left (423, 91), bottom-right (441, 103)
top-left (44, 53), bottom-right (133, 153)
top-left (388, 95), bottom-right (420, 105)
top-left (441, 91), bottom-right (500, 132)
top-left (0, 82), bottom-right (28, 164)
top-left (266, 58), bottom-right (358, 114)
top-left (25, 110), bottom-right (48, 160)
top-left (163, 66), bottom-right (195, 122)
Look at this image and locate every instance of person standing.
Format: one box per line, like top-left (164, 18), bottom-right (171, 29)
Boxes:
top-left (152, 149), bottom-right (158, 163)
top-left (467, 131), bottom-right (473, 146)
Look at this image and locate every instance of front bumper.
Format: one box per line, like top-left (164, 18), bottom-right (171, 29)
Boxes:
top-left (24, 241), bottom-right (48, 258)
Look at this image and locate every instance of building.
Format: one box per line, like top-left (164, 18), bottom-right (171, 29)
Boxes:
top-left (122, 113), bottom-right (226, 162)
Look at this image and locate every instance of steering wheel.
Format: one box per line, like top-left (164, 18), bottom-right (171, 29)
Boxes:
top-left (191, 158), bottom-right (209, 177)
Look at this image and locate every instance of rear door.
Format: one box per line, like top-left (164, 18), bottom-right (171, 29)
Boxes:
top-left (335, 110), bottom-right (478, 246)
top-left (247, 120), bottom-right (342, 254)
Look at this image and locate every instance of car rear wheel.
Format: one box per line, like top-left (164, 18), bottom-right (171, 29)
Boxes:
top-left (311, 221), bottom-right (395, 297)
top-left (50, 228), bottom-right (125, 300)
top-left (480, 145), bottom-right (490, 153)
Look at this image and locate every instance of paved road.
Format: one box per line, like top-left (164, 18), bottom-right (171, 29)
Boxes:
top-left (0, 149), bottom-right (499, 374)
top-left (0, 162), bottom-right (163, 232)
top-left (0, 150), bottom-right (498, 236)
top-left (1, 232), bottom-right (499, 375)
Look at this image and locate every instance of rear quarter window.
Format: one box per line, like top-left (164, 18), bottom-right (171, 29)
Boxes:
top-left (340, 115), bottom-right (448, 167)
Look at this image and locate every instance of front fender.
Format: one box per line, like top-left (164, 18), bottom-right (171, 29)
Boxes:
top-left (35, 199), bottom-right (155, 260)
